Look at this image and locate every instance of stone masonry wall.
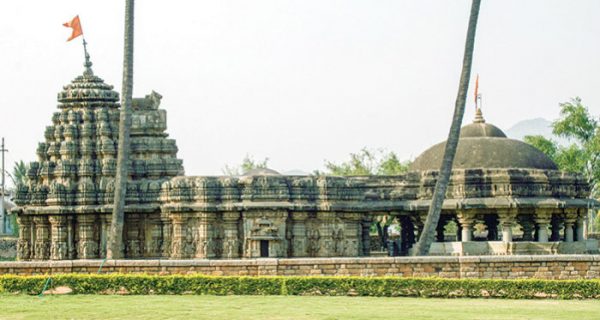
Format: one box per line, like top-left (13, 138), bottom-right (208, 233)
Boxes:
top-left (0, 237), bottom-right (17, 260)
top-left (1, 255), bottom-right (599, 279)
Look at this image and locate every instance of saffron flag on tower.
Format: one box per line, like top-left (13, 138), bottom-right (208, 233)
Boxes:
top-left (474, 74), bottom-right (479, 109)
top-left (63, 15), bottom-right (83, 42)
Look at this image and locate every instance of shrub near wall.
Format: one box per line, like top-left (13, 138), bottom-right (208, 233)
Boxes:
top-left (2, 275), bottom-right (600, 299)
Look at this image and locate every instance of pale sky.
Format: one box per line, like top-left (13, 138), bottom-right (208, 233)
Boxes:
top-left (1, 1), bottom-right (599, 180)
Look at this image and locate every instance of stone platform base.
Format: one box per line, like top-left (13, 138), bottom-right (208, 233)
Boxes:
top-left (427, 240), bottom-right (599, 256)
top-left (2, 255), bottom-right (600, 279)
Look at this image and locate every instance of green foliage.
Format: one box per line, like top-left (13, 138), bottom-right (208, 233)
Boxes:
top-left (3, 275), bottom-right (600, 299)
top-left (377, 152), bottom-right (410, 175)
top-left (523, 135), bottom-right (557, 160)
top-left (222, 155), bottom-right (270, 176)
top-left (524, 98), bottom-right (600, 196)
top-left (524, 136), bottom-right (586, 174)
top-left (553, 97), bottom-right (598, 143)
top-left (11, 160), bottom-right (29, 187)
top-left (324, 148), bottom-right (411, 176)
top-left (554, 144), bottom-right (587, 174)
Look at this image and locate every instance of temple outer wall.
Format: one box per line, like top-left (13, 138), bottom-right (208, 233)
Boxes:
top-left (1, 255), bottom-right (600, 280)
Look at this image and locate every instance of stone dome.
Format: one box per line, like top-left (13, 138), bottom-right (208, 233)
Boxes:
top-left (459, 110), bottom-right (506, 138)
top-left (410, 109), bottom-right (558, 171)
top-left (243, 168), bottom-right (281, 176)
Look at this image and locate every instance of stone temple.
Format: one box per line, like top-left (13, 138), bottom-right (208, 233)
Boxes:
top-left (12, 63), bottom-right (598, 261)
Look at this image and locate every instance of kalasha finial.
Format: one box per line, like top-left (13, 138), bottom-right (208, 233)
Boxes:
top-left (82, 38), bottom-right (94, 77)
top-left (474, 107), bottom-right (485, 123)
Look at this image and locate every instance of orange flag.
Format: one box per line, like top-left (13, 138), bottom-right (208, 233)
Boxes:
top-left (474, 74), bottom-right (479, 108)
top-left (63, 15), bottom-right (83, 42)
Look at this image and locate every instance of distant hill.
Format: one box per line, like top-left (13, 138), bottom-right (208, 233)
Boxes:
top-left (505, 118), bottom-right (553, 141)
top-left (506, 118), bottom-right (571, 146)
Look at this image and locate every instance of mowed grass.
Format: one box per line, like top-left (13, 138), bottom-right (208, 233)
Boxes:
top-left (1, 295), bottom-right (600, 320)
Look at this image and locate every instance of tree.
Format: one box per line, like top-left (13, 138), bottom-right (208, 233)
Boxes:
top-left (323, 148), bottom-right (411, 249)
top-left (222, 155), bottom-right (270, 176)
top-left (523, 135), bottom-right (586, 175)
top-left (108, 0), bottom-right (135, 259)
top-left (12, 160), bottom-right (28, 187)
top-left (525, 98), bottom-right (600, 196)
top-left (524, 97), bottom-right (600, 232)
top-left (412, 0), bottom-right (481, 256)
top-left (324, 148), bottom-right (410, 176)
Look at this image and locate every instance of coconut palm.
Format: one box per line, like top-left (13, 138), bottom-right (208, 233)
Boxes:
top-left (108, 0), bottom-right (135, 259)
top-left (12, 160), bottom-right (28, 186)
top-left (412, 0), bottom-right (482, 256)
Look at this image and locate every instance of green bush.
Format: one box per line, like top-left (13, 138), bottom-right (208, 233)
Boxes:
top-left (1, 274), bottom-right (600, 299)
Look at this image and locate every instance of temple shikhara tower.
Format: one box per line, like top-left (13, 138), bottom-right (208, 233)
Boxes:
top-left (14, 61), bottom-right (183, 260)
top-left (12, 63), bottom-right (598, 261)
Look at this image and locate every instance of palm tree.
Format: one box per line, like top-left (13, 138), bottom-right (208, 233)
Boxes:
top-left (412, 0), bottom-right (482, 256)
top-left (12, 160), bottom-right (28, 186)
top-left (107, 0), bottom-right (135, 259)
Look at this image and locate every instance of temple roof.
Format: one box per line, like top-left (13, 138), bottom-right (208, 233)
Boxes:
top-left (243, 168), bottom-right (281, 176)
top-left (459, 109), bottom-right (507, 138)
top-left (57, 53), bottom-right (119, 107)
top-left (410, 109), bottom-right (558, 171)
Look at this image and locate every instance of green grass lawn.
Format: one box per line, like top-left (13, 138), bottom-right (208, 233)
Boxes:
top-left (1, 295), bottom-right (599, 320)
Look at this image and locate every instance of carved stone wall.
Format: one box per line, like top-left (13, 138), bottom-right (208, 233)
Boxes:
top-left (11, 67), bottom-right (597, 261)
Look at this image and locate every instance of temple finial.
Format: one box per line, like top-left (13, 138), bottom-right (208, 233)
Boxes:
top-left (82, 38), bottom-right (94, 77)
top-left (474, 107), bottom-right (485, 123)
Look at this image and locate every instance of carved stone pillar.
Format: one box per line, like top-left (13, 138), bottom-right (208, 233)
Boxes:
top-left (534, 210), bottom-right (552, 243)
top-left (564, 210), bottom-right (577, 243)
top-left (143, 215), bottom-right (162, 258)
top-left (196, 213), bottom-right (217, 258)
top-left (170, 214), bottom-right (185, 259)
top-left (291, 212), bottom-right (309, 257)
top-left (411, 212), bottom-right (426, 240)
top-left (49, 215), bottom-right (68, 260)
top-left (498, 209), bottom-right (517, 243)
top-left (160, 215), bottom-right (172, 258)
top-left (400, 216), bottom-right (415, 254)
top-left (317, 212), bottom-right (336, 257)
top-left (16, 215), bottom-right (32, 261)
top-left (222, 212), bottom-right (240, 259)
top-left (576, 212), bottom-right (585, 242)
top-left (341, 213), bottom-right (362, 256)
top-left (99, 214), bottom-right (110, 258)
top-left (361, 215), bottom-right (372, 256)
top-left (66, 215), bottom-right (76, 259)
top-left (77, 214), bottom-right (98, 259)
top-left (518, 214), bottom-right (535, 241)
top-left (457, 211), bottom-right (475, 242)
top-left (125, 214), bottom-right (142, 258)
top-left (33, 216), bottom-right (50, 260)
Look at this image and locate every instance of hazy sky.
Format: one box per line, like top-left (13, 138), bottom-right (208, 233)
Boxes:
top-left (1, 1), bottom-right (599, 179)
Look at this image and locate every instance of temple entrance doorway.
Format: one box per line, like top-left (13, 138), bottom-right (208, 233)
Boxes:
top-left (260, 240), bottom-right (269, 257)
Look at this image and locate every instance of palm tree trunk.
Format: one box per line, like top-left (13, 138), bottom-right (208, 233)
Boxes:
top-left (412, 0), bottom-right (481, 256)
top-left (107, 0), bottom-right (135, 259)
